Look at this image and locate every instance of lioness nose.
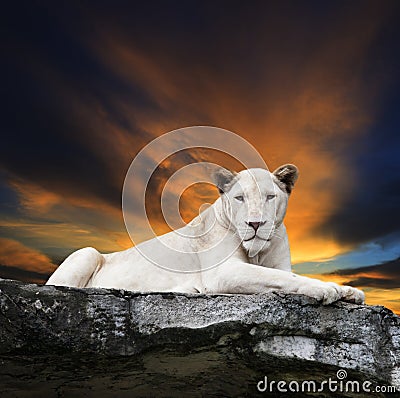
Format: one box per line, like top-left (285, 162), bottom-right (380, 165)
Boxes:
top-left (247, 221), bottom-right (265, 231)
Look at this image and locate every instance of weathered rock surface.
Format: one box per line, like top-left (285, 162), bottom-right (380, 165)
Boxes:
top-left (0, 278), bottom-right (399, 397)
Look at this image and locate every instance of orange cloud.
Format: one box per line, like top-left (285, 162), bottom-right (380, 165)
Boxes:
top-left (4, 179), bottom-right (131, 254)
top-left (361, 288), bottom-right (400, 315)
top-left (10, 179), bottom-right (121, 218)
top-left (0, 238), bottom-right (56, 274)
top-left (302, 272), bottom-right (400, 315)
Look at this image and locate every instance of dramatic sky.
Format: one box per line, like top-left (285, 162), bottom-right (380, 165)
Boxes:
top-left (1, 1), bottom-right (399, 312)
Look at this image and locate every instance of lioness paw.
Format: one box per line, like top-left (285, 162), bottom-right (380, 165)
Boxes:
top-left (296, 282), bottom-right (341, 305)
top-left (338, 285), bottom-right (365, 304)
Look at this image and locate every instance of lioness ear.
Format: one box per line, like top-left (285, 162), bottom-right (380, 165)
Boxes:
top-left (212, 167), bottom-right (238, 194)
top-left (273, 164), bottom-right (299, 194)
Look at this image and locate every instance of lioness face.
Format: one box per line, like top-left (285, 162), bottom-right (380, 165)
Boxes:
top-left (214, 166), bottom-right (298, 257)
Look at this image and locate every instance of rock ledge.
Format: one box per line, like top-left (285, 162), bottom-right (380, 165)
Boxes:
top-left (0, 278), bottom-right (399, 397)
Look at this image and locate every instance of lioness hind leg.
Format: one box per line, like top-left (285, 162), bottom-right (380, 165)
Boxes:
top-left (46, 247), bottom-right (103, 288)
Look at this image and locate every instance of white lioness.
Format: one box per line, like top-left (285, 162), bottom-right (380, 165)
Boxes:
top-left (46, 165), bottom-right (364, 305)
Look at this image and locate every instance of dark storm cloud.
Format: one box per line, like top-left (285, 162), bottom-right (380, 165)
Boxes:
top-left (316, 90), bottom-right (400, 245)
top-left (1, 2), bottom-right (160, 211)
top-left (2, 33), bottom-right (116, 208)
top-left (312, 1), bottom-right (400, 245)
top-left (0, 265), bottom-right (49, 285)
top-left (331, 257), bottom-right (400, 289)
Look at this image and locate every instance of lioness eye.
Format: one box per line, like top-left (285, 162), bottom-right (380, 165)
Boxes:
top-left (234, 195), bottom-right (244, 202)
top-left (266, 194), bottom-right (276, 200)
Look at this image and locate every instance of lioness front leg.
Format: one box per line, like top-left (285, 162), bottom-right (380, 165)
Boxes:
top-left (203, 262), bottom-right (364, 305)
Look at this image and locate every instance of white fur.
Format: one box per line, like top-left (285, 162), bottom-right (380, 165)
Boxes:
top-left (46, 168), bottom-right (364, 305)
